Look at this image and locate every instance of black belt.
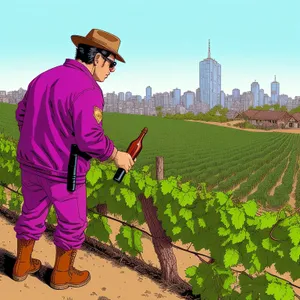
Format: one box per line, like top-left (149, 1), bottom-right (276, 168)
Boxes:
top-left (67, 144), bottom-right (92, 192)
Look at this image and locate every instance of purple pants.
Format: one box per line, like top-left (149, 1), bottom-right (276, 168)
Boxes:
top-left (14, 169), bottom-right (88, 250)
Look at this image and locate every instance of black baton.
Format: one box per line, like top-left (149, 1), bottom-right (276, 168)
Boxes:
top-left (67, 144), bottom-right (78, 192)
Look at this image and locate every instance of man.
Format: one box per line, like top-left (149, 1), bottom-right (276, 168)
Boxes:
top-left (12, 28), bottom-right (135, 290)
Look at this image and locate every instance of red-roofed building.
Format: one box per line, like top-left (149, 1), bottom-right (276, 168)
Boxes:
top-left (236, 110), bottom-right (300, 128)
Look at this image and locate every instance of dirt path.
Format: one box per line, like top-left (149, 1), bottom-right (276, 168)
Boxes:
top-left (185, 119), bottom-right (300, 134)
top-left (1, 188), bottom-right (300, 299)
top-left (269, 157), bottom-right (290, 196)
top-left (0, 212), bottom-right (189, 300)
top-left (288, 160), bottom-right (300, 207)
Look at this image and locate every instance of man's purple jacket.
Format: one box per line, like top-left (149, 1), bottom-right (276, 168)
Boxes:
top-left (16, 59), bottom-right (115, 184)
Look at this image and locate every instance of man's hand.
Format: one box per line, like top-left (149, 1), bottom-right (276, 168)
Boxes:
top-left (113, 151), bottom-right (136, 173)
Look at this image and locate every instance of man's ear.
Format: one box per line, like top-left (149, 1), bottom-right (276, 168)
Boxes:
top-left (95, 53), bottom-right (101, 65)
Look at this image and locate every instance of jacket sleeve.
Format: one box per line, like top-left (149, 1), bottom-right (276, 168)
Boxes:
top-left (70, 87), bottom-right (115, 162)
top-left (15, 89), bottom-right (30, 132)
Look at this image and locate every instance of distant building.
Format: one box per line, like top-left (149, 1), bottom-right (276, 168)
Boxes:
top-left (279, 94), bottom-right (288, 107)
top-left (171, 88), bottom-right (181, 106)
top-left (259, 89), bottom-right (264, 106)
top-left (220, 90), bottom-right (225, 107)
top-left (199, 39), bottom-right (221, 109)
top-left (183, 91), bottom-right (195, 108)
top-left (264, 94), bottom-right (270, 105)
top-left (241, 91), bottom-right (254, 111)
top-left (125, 91), bottom-right (132, 100)
top-left (232, 89), bottom-right (240, 100)
top-left (118, 92), bottom-right (125, 101)
top-left (251, 81), bottom-right (260, 107)
top-left (271, 75), bottom-right (280, 104)
top-left (196, 87), bottom-right (201, 103)
top-left (236, 109), bottom-right (299, 128)
top-left (146, 86), bottom-right (152, 101)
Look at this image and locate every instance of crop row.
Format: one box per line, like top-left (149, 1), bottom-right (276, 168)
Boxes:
top-left (174, 134), bottom-right (286, 172)
top-left (205, 134), bottom-right (293, 188)
top-left (211, 135), bottom-right (294, 193)
top-left (180, 134), bottom-right (289, 180)
top-left (231, 144), bottom-right (293, 201)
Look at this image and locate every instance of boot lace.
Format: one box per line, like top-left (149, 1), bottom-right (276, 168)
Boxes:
top-left (69, 251), bottom-right (82, 276)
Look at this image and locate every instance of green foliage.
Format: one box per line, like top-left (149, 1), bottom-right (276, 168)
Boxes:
top-left (164, 104), bottom-right (229, 122)
top-left (249, 104), bottom-right (287, 112)
top-left (1, 130), bottom-right (300, 299)
top-left (289, 106), bottom-right (300, 114)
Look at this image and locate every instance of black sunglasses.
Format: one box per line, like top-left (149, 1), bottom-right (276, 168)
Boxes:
top-left (101, 54), bottom-right (117, 69)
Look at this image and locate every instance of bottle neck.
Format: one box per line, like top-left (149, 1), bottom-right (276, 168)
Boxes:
top-left (138, 130), bottom-right (147, 141)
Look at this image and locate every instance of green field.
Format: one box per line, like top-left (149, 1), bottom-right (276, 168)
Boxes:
top-left (1, 102), bottom-right (300, 208)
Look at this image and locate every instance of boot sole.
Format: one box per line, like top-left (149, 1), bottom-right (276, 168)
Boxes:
top-left (12, 268), bottom-right (40, 282)
top-left (50, 273), bottom-right (91, 290)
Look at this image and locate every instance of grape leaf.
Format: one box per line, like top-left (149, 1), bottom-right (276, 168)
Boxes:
top-left (243, 200), bottom-right (258, 217)
top-left (231, 230), bottom-right (246, 244)
top-left (198, 218), bottom-right (206, 228)
top-left (288, 226), bottom-right (300, 246)
top-left (290, 246), bottom-right (300, 262)
top-left (216, 192), bottom-right (228, 205)
top-left (224, 248), bottom-right (239, 268)
top-left (185, 266), bottom-right (197, 277)
top-left (86, 167), bottom-right (102, 186)
top-left (229, 208), bottom-right (245, 229)
top-left (120, 188), bottom-right (136, 208)
top-left (172, 226), bottom-right (181, 235)
top-left (161, 180), bottom-right (174, 195)
top-left (179, 208), bottom-right (192, 221)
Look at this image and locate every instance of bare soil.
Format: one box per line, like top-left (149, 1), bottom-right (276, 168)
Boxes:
top-left (185, 119), bottom-right (300, 134)
top-left (269, 157), bottom-right (290, 196)
top-left (1, 186), bottom-right (300, 299)
top-left (288, 163), bottom-right (300, 207)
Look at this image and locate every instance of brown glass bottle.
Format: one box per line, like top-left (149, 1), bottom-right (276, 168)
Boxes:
top-left (113, 127), bottom-right (148, 183)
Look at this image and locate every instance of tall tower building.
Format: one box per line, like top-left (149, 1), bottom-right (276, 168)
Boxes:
top-left (251, 81), bottom-right (260, 107)
top-left (220, 91), bottom-right (225, 107)
top-left (196, 87), bottom-right (201, 103)
top-left (146, 86), bottom-right (152, 101)
top-left (271, 75), bottom-right (280, 104)
top-left (259, 89), bottom-right (264, 106)
top-left (171, 88), bottom-right (181, 106)
top-left (199, 40), bottom-right (221, 109)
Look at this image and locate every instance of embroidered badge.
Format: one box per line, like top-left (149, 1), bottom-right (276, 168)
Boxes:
top-left (93, 106), bottom-right (103, 124)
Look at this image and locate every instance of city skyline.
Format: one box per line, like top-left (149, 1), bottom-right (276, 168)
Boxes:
top-left (1, 1), bottom-right (299, 98)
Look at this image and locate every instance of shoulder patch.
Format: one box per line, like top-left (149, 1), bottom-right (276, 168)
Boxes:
top-left (93, 106), bottom-right (103, 124)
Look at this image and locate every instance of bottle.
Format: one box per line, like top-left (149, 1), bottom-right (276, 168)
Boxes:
top-left (113, 127), bottom-right (148, 183)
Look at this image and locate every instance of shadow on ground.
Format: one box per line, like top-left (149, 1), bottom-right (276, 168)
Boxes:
top-left (0, 247), bottom-right (53, 286)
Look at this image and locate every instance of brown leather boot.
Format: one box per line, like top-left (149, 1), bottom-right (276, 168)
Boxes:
top-left (50, 246), bottom-right (91, 290)
top-left (12, 238), bottom-right (41, 281)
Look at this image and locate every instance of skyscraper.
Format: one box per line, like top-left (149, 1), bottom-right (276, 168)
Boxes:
top-left (259, 89), bottom-right (264, 106)
top-left (118, 92), bottom-right (125, 101)
top-left (146, 86), bottom-right (152, 101)
top-left (199, 40), bottom-right (221, 109)
top-left (271, 75), bottom-right (280, 104)
top-left (251, 81), bottom-right (260, 107)
top-left (220, 91), bottom-right (225, 107)
top-left (171, 88), bottom-right (181, 106)
top-left (183, 91), bottom-right (195, 108)
top-left (125, 91), bottom-right (132, 100)
top-left (232, 89), bottom-right (241, 100)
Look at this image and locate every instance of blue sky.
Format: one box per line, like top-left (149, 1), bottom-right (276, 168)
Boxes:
top-left (1, 0), bottom-right (300, 98)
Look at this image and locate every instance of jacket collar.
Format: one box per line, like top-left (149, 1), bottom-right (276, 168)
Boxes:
top-left (63, 59), bottom-right (94, 80)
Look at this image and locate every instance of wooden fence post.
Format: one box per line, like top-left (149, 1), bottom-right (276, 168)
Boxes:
top-left (138, 156), bottom-right (188, 286)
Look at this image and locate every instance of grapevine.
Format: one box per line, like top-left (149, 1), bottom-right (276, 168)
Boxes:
top-left (0, 133), bottom-right (300, 299)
